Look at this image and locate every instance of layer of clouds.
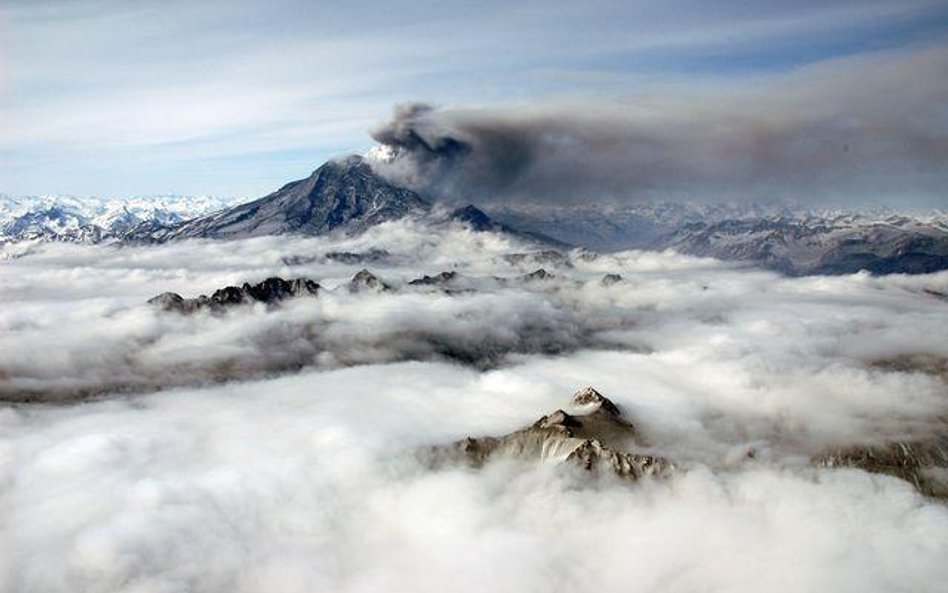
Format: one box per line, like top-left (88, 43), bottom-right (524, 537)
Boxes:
top-left (2, 221), bottom-right (947, 444)
top-left (3, 363), bottom-right (948, 593)
top-left (3, 223), bottom-right (948, 591)
top-left (3, 353), bottom-right (948, 592)
top-left (0, 222), bottom-right (703, 400)
top-left (370, 45), bottom-right (948, 206)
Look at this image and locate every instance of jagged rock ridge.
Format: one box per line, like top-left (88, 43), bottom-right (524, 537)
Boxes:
top-left (817, 435), bottom-right (948, 499)
top-left (149, 277), bottom-right (320, 313)
top-left (408, 271), bottom-right (458, 286)
top-left (426, 387), bottom-right (673, 479)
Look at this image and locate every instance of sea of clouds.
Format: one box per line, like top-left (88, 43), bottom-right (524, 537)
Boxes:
top-left (2, 221), bottom-right (948, 592)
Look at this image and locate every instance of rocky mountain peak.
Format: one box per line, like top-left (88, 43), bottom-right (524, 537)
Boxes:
top-left (408, 271), bottom-right (459, 286)
top-left (149, 276), bottom-right (320, 313)
top-left (449, 204), bottom-right (495, 231)
top-left (348, 269), bottom-right (392, 293)
top-left (146, 156), bottom-right (431, 241)
top-left (520, 268), bottom-right (554, 282)
top-left (571, 386), bottom-right (621, 416)
top-left (426, 387), bottom-right (670, 480)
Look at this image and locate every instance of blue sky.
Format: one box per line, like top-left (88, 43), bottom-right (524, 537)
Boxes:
top-left (2, 0), bottom-right (947, 203)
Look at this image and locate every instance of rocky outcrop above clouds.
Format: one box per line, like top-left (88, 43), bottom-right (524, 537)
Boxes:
top-left (424, 382), bottom-right (948, 499)
top-left (149, 277), bottom-right (320, 313)
top-left (426, 387), bottom-right (673, 480)
top-left (817, 435), bottom-right (948, 499)
top-left (347, 269), bottom-right (392, 293)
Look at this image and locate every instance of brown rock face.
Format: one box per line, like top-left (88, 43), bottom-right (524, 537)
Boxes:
top-left (427, 387), bottom-right (673, 480)
top-left (816, 435), bottom-right (948, 499)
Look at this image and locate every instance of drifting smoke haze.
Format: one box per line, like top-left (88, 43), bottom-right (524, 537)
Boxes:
top-left (370, 45), bottom-right (948, 206)
top-left (5, 1), bottom-right (948, 590)
top-left (3, 221), bottom-right (948, 591)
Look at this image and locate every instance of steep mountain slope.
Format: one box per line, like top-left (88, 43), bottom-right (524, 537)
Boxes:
top-left (444, 204), bottom-right (569, 247)
top-left (159, 156), bottom-right (430, 240)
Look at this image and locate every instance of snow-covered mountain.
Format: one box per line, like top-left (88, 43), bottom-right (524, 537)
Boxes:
top-left (120, 156), bottom-right (560, 246)
top-left (0, 193), bottom-right (241, 243)
top-left (658, 213), bottom-right (948, 275)
top-left (5, 161), bottom-right (947, 276)
top-left (488, 203), bottom-right (948, 275)
top-left (486, 202), bottom-right (948, 251)
top-left (149, 156), bottom-right (430, 241)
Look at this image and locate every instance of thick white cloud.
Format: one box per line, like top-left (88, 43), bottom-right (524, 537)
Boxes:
top-left (2, 224), bottom-right (948, 591)
top-left (3, 361), bottom-right (948, 592)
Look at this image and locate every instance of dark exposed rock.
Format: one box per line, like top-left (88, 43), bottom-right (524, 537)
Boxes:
top-left (149, 277), bottom-right (320, 313)
top-left (282, 250), bottom-right (393, 267)
top-left (347, 269), bottom-right (392, 293)
top-left (504, 250), bottom-right (572, 268)
top-left (519, 268), bottom-right (554, 282)
top-left (137, 156), bottom-right (431, 241)
top-left (408, 271), bottom-right (458, 286)
top-left (119, 219), bottom-right (178, 244)
top-left (871, 354), bottom-right (948, 382)
top-left (449, 204), bottom-right (497, 231)
top-left (324, 248), bottom-right (391, 265)
top-left (280, 254), bottom-right (319, 266)
top-left (572, 386), bottom-right (622, 415)
top-left (426, 387), bottom-right (673, 480)
top-left (602, 273), bottom-right (623, 285)
top-left (922, 288), bottom-right (948, 301)
top-left (816, 434), bottom-right (948, 499)
top-left (445, 205), bottom-right (568, 247)
top-left (148, 291), bottom-right (188, 312)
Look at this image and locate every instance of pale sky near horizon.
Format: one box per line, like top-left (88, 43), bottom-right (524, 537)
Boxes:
top-left (2, 0), bottom-right (947, 206)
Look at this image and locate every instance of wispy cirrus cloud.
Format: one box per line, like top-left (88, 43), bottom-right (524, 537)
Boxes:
top-left (2, 0), bottom-right (946, 201)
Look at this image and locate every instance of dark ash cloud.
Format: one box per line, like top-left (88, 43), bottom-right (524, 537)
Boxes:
top-left (370, 46), bottom-right (948, 206)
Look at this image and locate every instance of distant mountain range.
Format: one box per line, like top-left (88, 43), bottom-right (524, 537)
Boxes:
top-left (658, 215), bottom-right (948, 275)
top-left (487, 203), bottom-right (948, 275)
top-left (0, 193), bottom-right (240, 243)
top-left (3, 155), bottom-right (947, 275)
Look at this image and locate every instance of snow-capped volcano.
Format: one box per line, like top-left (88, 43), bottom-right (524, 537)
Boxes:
top-left (154, 156), bottom-right (430, 240)
top-left (5, 160), bottom-right (947, 276)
